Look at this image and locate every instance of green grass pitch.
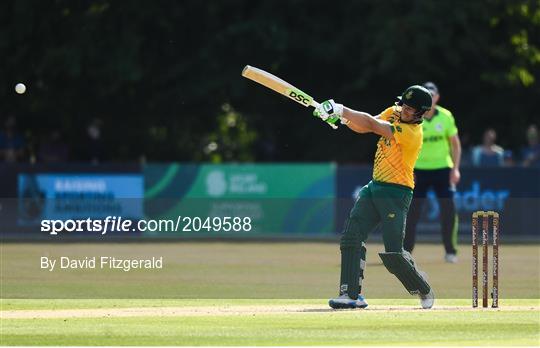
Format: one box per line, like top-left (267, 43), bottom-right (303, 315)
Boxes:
top-left (1, 242), bottom-right (539, 345)
top-left (1, 299), bottom-right (539, 345)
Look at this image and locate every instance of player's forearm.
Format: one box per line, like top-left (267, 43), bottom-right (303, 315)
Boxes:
top-left (450, 136), bottom-right (462, 168)
top-left (345, 120), bottom-right (370, 133)
top-left (342, 107), bottom-right (376, 133)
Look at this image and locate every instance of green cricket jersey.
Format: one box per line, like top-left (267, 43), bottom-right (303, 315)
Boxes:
top-left (415, 105), bottom-right (458, 170)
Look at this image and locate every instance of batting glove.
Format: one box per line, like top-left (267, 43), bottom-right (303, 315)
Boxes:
top-left (313, 99), bottom-right (344, 129)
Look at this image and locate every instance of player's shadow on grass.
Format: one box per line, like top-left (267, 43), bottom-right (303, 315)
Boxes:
top-left (300, 308), bottom-right (339, 313)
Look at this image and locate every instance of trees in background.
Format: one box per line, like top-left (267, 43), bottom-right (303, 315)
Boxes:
top-left (1, 0), bottom-right (538, 162)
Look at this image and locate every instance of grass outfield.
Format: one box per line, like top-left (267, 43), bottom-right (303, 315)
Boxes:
top-left (1, 242), bottom-right (539, 299)
top-left (1, 299), bottom-right (539, 345)
top-left (1, 242), bottom-right (539, 345)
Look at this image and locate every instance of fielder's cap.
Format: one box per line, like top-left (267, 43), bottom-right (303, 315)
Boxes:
top-left (422, 81), bottom-right (439, 96)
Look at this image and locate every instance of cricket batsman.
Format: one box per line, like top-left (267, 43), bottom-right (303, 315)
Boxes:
top-left (313, 85), bottom-right (435, 309)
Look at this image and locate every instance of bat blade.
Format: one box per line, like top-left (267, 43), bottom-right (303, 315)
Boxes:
top-left (241, 65), bottom-right (319, 108)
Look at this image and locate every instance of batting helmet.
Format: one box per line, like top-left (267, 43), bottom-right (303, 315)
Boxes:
top-left (396, 85), bottom-right (432, 122)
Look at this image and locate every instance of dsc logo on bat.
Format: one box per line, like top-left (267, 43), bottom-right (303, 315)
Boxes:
top-left (288, 90), bottom-right (311, 106)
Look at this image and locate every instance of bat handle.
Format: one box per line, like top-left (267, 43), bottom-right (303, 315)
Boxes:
top-left (311, 100), bottom-right (337, 129)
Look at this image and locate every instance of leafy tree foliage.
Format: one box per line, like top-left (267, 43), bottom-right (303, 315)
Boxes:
top-left (1, 0), bottom-right (538, 162)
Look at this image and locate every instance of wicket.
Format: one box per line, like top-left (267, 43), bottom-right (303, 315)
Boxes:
top-left (472, 211), bottom-right (499, 308)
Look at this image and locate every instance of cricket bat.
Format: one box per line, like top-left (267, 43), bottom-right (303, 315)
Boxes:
top-left (242, 65), bottom-right (338, 129)
top-left (241, 65), bottom-right (320, 108)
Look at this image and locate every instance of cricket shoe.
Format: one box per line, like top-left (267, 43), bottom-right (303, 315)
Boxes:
top-left (329, 294), bottom-right (368, 309)
top-left (418, 289), bottom-right (435, 309)
top-left (445, 253), bottom-right (458, 263)
top-left (417, 270), bottom-right (434, 309)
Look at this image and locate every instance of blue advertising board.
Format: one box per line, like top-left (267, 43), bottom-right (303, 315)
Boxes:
top-left (336, 166), bottom-right (540, 238)
top-left (18, 174), bottom-right (144, 224)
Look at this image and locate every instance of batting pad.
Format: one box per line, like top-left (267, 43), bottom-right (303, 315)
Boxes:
top-left (378, 252), bottom-right (431, 295)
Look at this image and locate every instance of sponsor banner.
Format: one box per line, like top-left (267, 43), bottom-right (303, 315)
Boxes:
top-left (336, 166), bottom-right (540, 237)
top-left (17, 174), bottom-right (144, 224)
top-left (144, 163), bottom-right (335, 235)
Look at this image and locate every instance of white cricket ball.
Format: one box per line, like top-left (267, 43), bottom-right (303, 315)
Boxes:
top-left (15, 83), bottom-right (26, 94)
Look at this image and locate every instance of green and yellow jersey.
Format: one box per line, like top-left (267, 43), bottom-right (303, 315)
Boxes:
top-left (373, 106), bottom-right (423, 189)
top-left (415, 105), bottom-right (458, 170)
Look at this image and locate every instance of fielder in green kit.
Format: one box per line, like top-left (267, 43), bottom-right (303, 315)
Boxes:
top-left (404, 82), bottom-right (462, 263)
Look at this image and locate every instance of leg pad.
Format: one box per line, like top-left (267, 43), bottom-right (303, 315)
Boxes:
top-left (378, 251), bottom-right (431, 295)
